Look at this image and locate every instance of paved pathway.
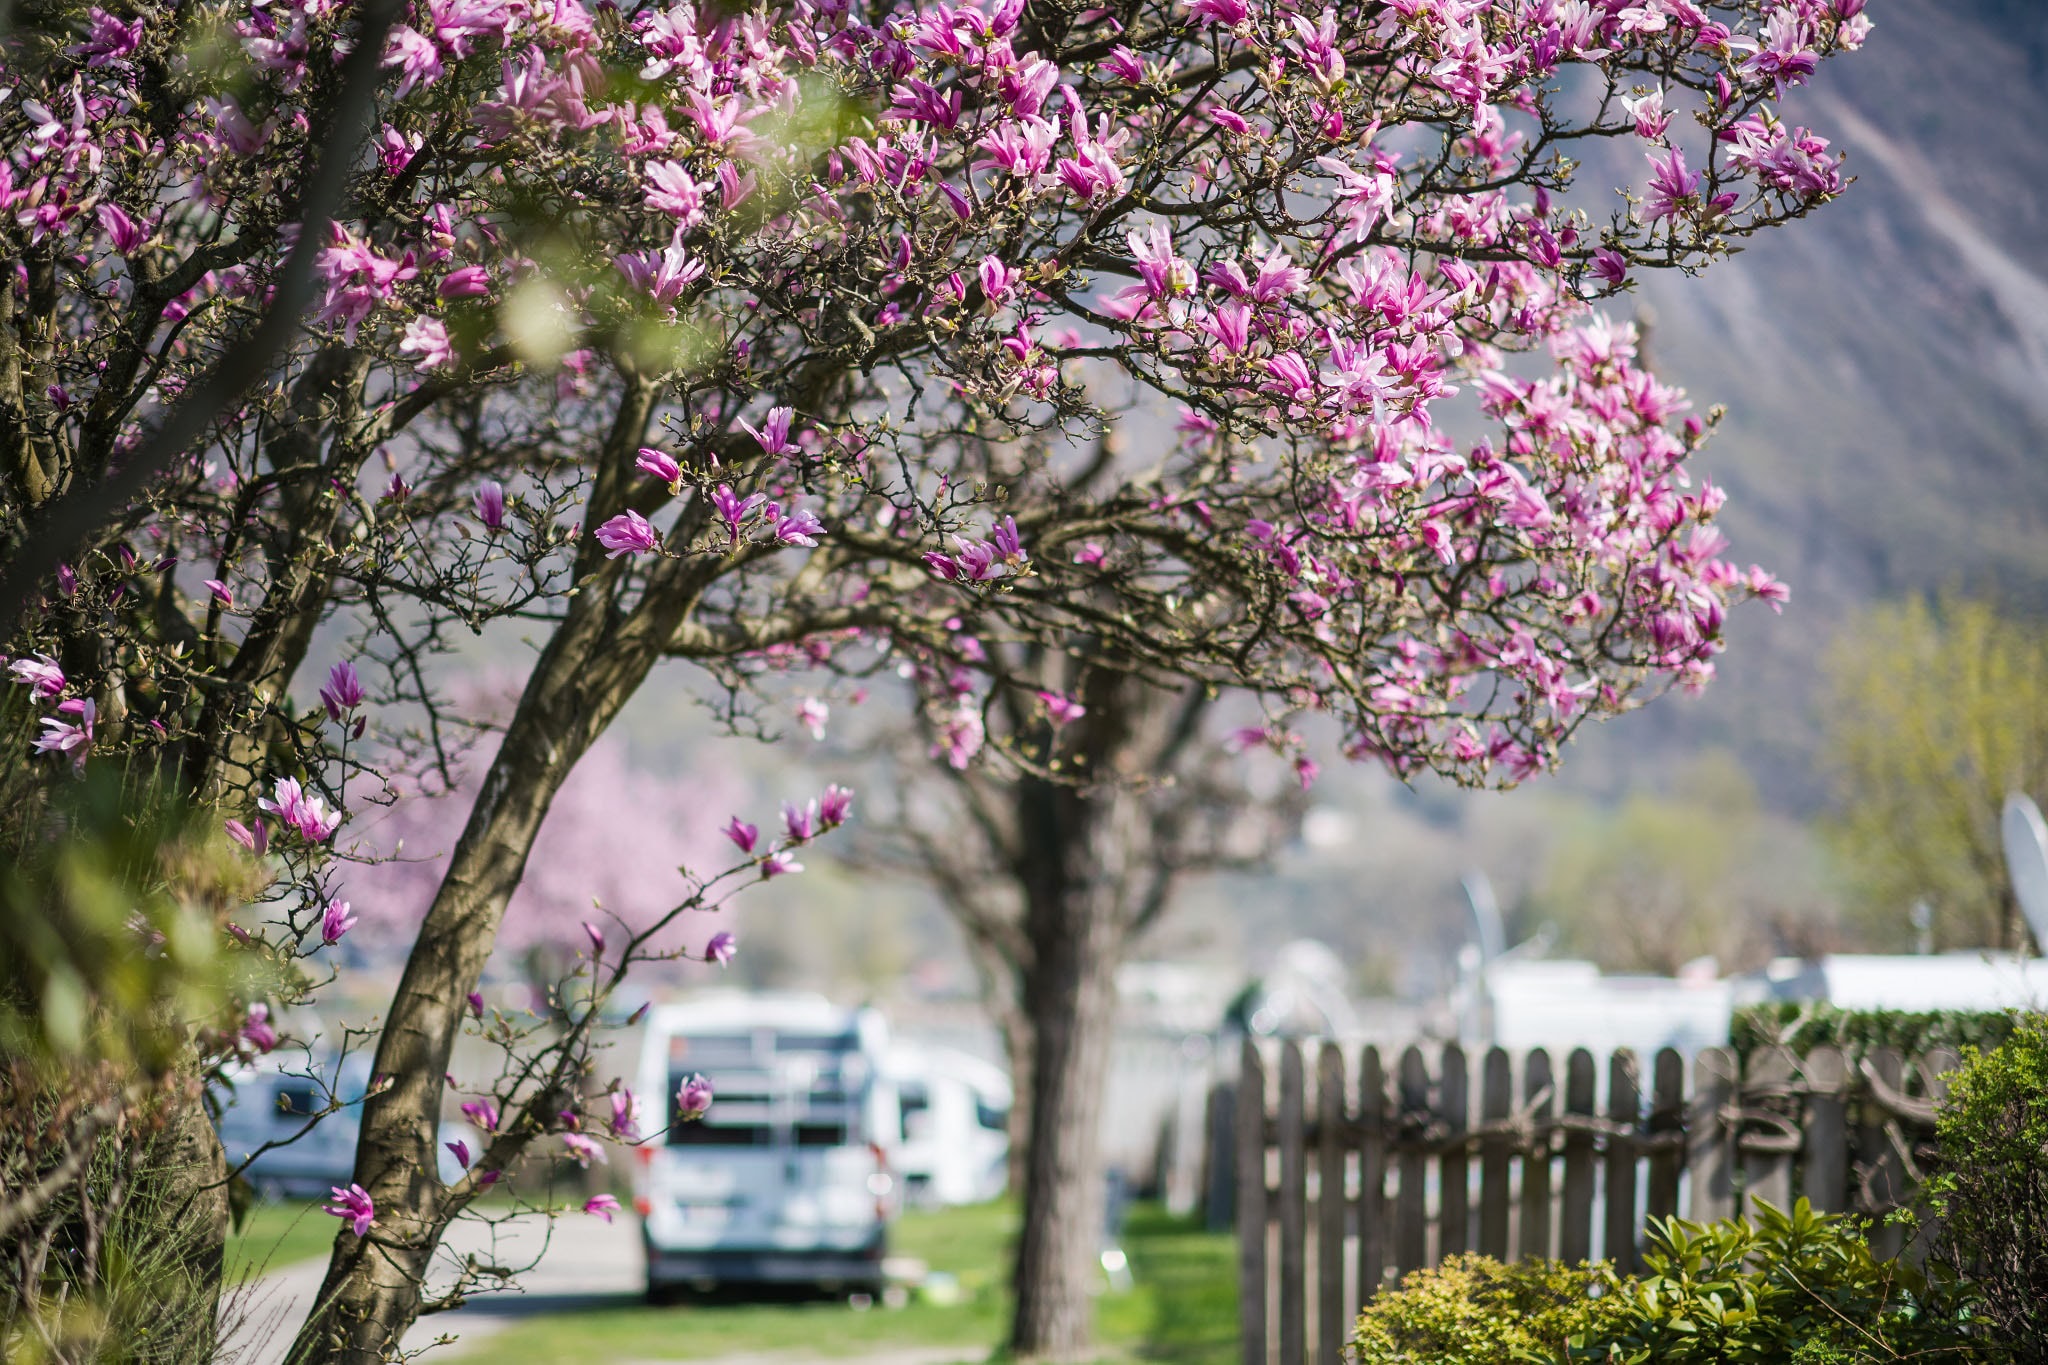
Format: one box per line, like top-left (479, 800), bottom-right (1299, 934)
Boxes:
top-left (223, 1211), bottom-right (644, 1365)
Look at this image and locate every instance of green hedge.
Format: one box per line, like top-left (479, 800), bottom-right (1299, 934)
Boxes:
top-left (1730, 1002), bottom-right (2022, 1062)
top-left (1353, 1201), bottom-right (1986, 1365)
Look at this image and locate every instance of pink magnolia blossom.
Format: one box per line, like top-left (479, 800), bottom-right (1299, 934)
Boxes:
top-left (1039, 691), bottom-right (1087, 726)
top-left (224, 818), bottom-right (269, 856)
top-left (608, 1089), bottom-right (638, 1137)
top-left (320, 661), bottom-right (365, 720)
top-left (241, 1003), bottom-right (279, 1053)
top-left (474, 481), bottom-right (507, 533)
top-left (460, 1099), bottom-right (499, 1132)
top-left (739, 406), bottom-right (794, 457)
top-left (325, 1183), bottom-right (375, 1237)
top-left (636, 447), bottom-right (682, 487)
top-left (34, 698), bottom-right (95, 763)
top-left (258, 777), bottom-right (340, 842)
top-left (562, 1132), bottom-right (607, 1167)
top-left (795, 697), bottom-right (830, 740)
top-left (8, 654), bottom-right (65, 698)
top-left (724, 816), bottom-right (759, 854)
top-left (445, 1139), bottom-right (472, 1170)
top-left (675, 1074), bottom-right (713, 1120)
top-left (705, 931), bottom-right (737, 966)
top-left (583, 1193), bottom-right (621, 1222)
top-left (594, 510), bottom-right (661, 558)
top-left (320, 899), bottom-right (358, 946)
top-left (817, 785), bottom-right (854, 827)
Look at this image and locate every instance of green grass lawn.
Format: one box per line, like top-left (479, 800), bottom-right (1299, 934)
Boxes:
top-left (455, 1201), bottom-right (1236, 1365)
top-left (227, 1199), bottom-right (340, 1279)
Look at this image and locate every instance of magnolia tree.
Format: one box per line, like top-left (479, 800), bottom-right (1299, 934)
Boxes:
top-left (0, 0), bottom-right (1869, 1356)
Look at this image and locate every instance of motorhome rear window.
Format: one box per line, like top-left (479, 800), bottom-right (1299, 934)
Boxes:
top-left (668, 1121), bottom-right (772, 1147)
top-left (774, 1030), bottom-right (859, 1052)
top-left (793, 1122), bottom-right (849, 1147)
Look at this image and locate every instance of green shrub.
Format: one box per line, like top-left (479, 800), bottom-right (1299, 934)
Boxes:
top-left (1930, 1015), bottom-right (2048, 1362)
top-left (1729, 1002), bottom-right (2017, 1063)
top-left (1590, 1199), bottom-right (1979, 1364)
top-left (1351, 1202), bottom-right (1983, 1365)
top-left (1350, 1254), bottom-right (1629, 1364)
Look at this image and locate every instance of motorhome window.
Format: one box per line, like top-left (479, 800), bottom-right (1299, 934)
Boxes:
top-left (976, 1100), bottom-right (1009, 1133)
top-left (793, 1122), bottom-right (849, 1147)
top-left (773, 1030), bottom-right (859, 1053)
top-left (274, 1083), bottom-right (322, 1118)
top-left (668, 1121), bottom-right (772, 1147)
top-left (899, 1084), bottom-right (930, 1142)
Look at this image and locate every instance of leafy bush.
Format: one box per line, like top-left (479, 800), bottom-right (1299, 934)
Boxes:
top-left (1595, 1199), bottom-right (1979, 1364)
top-left (1730, 1002), bottom-right (2018, 1063)
top-left (1930, 1015), bottom-right (2048, 1362)
top-left (1351, 1202), bottom-right (1982, 1365)
top-left (1350, 1255), bottom-right (1629, 1364)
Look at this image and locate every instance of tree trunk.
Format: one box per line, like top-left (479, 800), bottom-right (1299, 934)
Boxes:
top-left (998, 996), bottom-right (1034, 1200)
top-left (285, 389), bottom-right (690, 1365)
top-left (1008, 775), bottom-right (1129, 1362)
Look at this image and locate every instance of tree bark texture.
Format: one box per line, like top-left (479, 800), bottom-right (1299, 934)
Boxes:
top-left (1006, 768), bottom-right (1135, 1362)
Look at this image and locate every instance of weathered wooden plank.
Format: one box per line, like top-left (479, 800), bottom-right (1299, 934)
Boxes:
top-left (1743, 1046), bottom-right (1798, 1216)
top-left (1478, 1048), bottom-right (1513, 1258)
top-left (1439, 1044), bottom-right (1471, 1258)
top-left (1646, 1049), bottom-right (1685, 1224)
top-left (1278, 1042), bottom-right (1307, 1365)
top-left (1799, 1046), bottom-right (1849, 1213)
top-left (1861, 1048), bottom-right (1907, 1260)
top-left (1316, 1043), bottom-right (1348, 1365)
top-left (1689, 1047), bottom-right (1737, 1224)
top-left (1394, 1046), bottom-right (1429, 1275)
top-left (1559, 1049), bottom-right (1597, 1263)
top-left (1906, 1046), bottom-right (1963, 1265)
top-left (1520, 1049), bottom-right (1555, 1261)
top-left (1356, 1047), bottom-right (1386, 1304)
top-left (1605, 1049), bottom-right (1642, 1273)
top-left (1237, 1040), bottom-right (1268, 1365)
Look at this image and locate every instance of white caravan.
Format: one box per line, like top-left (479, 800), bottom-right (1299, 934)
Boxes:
top-left (883, 1043), bottom-right (1011, 1208)
top-left (634, 994), bottom-right (899, 1298)
top-left (215, 1051), bottom-right (472, 1199)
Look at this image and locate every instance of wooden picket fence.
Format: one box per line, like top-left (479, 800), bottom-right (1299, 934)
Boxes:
top-left (1228, 1037), bottom-right (1961, 1365)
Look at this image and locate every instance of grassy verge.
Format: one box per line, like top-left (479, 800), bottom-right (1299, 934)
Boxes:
top-left (453, 1200), bottom-right (1235, 1365)
top-left (227, 1200), bottom-right (340, 1279)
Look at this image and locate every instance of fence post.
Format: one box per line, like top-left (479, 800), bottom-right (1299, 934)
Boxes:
top-left (1646, 1049), bottom-right (1684, 1224)
top-left (1394, 1046), bottom-right (1429, 1276)
top-left (1440, 1044), bottom-right (1470, 1258)
top-left (1278, 1042), bottom-right (1307, 1365)
top-left (1742, 1046), bottom-right (1798, 1215)
top-left (1859, 1047), bottom-right (1907, 1260)
top-left (1478, 1048), bottom-right (1513, 1258)
top-left (1689, 1048), bottom-right (1737, 1223)
top-left (1560, 1049), bottom-right (1597, 1263)
top-left (1605, 1049), bottom-right (1641, 1273)
top-left (1800, 1046), bottom-right (1849, 1213)
top-left (1316, 1044), bottom-right (1348, 1365)
top-left (1355, 1047), bottom-right (1386, 1306)
top-left (1906, 1047), bottom-right (1961, 1265)
top-left (1237, 1039), bottom-right (1267, 1365)
top-left (1206, 1082), bottom-right (1237, 1231)
top-left (1519, 1049), bottom-right (1555, 1261)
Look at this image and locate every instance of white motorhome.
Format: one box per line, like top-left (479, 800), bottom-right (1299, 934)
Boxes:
top-left (633, 994), bottom-right (899, 1298)
top-left (883, 1043), bottom-right (1010, 1208)
top-left (215, 1051), bottom-right (472, 1198)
